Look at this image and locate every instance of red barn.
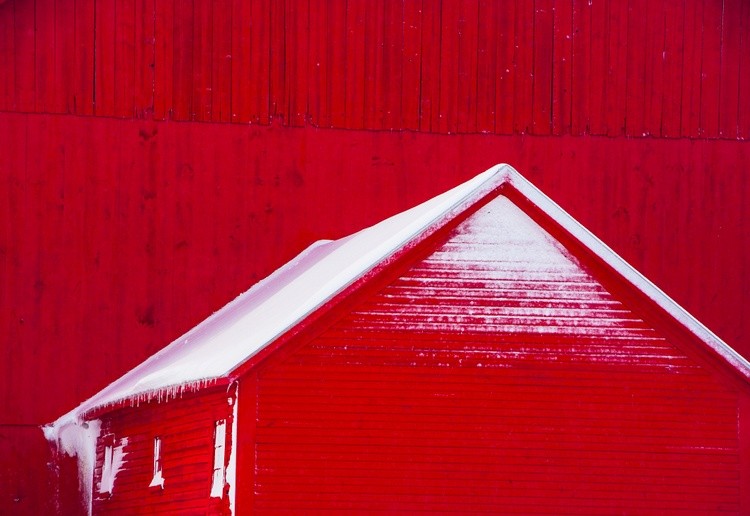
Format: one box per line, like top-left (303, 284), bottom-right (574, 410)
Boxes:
top-left (47, 165), bottom-right (750, 514)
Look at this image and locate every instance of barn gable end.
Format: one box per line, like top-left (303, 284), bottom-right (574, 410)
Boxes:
top-left (245, 191), bottom-right (745, 513)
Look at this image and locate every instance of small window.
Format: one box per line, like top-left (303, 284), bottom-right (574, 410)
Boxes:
top-left (149, 436), bottom-right (165, 488)
top-left (100, 444), bottom-right (114, 494)
top-left (210, 420), bottom-right (227, 498)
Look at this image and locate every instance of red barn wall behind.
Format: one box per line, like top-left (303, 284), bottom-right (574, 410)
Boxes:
top-left (1, 0), bottom-right (748, 513)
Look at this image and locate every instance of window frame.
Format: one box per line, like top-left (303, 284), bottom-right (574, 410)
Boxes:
top-left (149, 436), bottom-right (165, 489)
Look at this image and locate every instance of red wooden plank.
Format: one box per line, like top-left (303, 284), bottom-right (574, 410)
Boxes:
top-left (114, 0), bottom-right (136, 117)
top-left (513, 0), bottom-right (533, 134)
top-left (95, 0), bottom-right (116, 117)
top-left (699, 0), bottom-right (722, 138)
top-left (286, 0), bottom-right (309, 127)
top-left (642, 0), bottom-right (666, 136)
top-left (570, 0), bottom-right (590, 135)
top-left (740, 0), bottom-right (750, 139)
top-left (75, 0), bottom-right (96, 115)
top-left (383, 0), bottom-right (403, 130)
top-left (345, 0), bottom-right (366, 129)
top-left (475, 0), bottom-right (497, 133)
top-left (211, 0), bottom-right (231, 122)
top-left (679, 0), bottom-right (702, 137)
top-left (192, 0), bottom-right (212, 121)
top-left (438, 0), bottom-right (459, 133)
top-left (456, 0), bottom-right (479, 133)
top-left (361, 0), bottom-right (376, 128)
top-left (587, 0), bottom-right (607, 135)
top-left (229, 0), bottom-right (250, 123)
top-left (718, 0), bottom-right (741, 139)
top-left (659, 0), bottom-right (684, 138)
top-left (552, 0), bottom-right (572, 135)
top-left (0, 3), bottom-right (13, 111)
top-left (531, 0), bottom-right (553, 135)
top-left (401, 0), bottom-right (422, 131)
top-left (53, 0), bottom-right (75, 113)
top-left (13, 0), bottom-right (35, 111)
top-left (0, 118), bottom-right (7, 351)
top-left (419, 0), bottom-right (441, 131)
top-left (364, 0), bottom-right (386, 129)
top-left (742, 395), bottom-right (750, 513)
top-left (82, 119), bottom-right (118, 401)
top-left (624, 0), bottom-right (646, 136)
top-left (58, 119), bottom-right (92, 407)
top-left (307, 0), bottom-right (326, 127)
top-left (269, 0), bottom-right (285, 121)
top-left (30, 0), bottom-right (55, 113)
top-left (134, 0), bottom-right (156, 117)
top-left (172, 0), bottom-right (194, 120)
top-left (254, 0), bottom-right (271, 124)
top-left (495, 0), bottom-right (515, 134)
top-left (153, 0), bottom-right (173, 119)
top-left (1, 113), bottom-right (28, 422)
top-left (328, 0), bottom-right (347, 128)
top-left (236, 376), bottom-right (258, 514)
top-left (33, 0), bottom-right (54, 113)
top-left (604, 0), bottom-right (627, 136)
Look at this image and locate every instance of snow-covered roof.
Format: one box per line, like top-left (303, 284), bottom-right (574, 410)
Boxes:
top-left (51, 164), bottom-right (750, 427)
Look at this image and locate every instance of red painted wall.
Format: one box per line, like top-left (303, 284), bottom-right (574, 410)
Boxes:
top-left (244, 193), bottom-right (747, 511)
top-left (0, 0), bottom-right (749, 137)
top-left (91, 388), bottom-right (234, 515)
top-left (0, 0), bottom-right (749, 512)
top-left (2, 114), bottom-right (750, 513)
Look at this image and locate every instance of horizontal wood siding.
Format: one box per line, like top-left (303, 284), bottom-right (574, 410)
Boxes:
top-left (0, 0), bottom-right (748, 139)
top-left (92, 388), bottom-right (234, 515)
top-left (254, 195), bottom-right (741, 513)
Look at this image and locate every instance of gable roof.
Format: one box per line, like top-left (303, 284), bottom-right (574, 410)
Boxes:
top-left (51, 164), bottom-right (750, 426)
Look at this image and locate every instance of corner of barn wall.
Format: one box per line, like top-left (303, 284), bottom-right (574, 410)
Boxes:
top-left (49, 445), bottom-right (90, 516)
top-left (234, 373), bottom-right (258, 514)
top-left (0, 425), bottom-right (84, 515)
top-left (42, 420), bottom-right (102, 516)
top-left (740, 391), bottom-right (750, 513)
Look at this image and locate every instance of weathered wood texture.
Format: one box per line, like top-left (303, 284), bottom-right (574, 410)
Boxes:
top-left (92, 388), bottom-right (234, 515)
top-left (1, 0), bottom-right (749, 138)
top-left (0, 0), bottom-right (749, 512)
top-left (251, 196), bottom-right (744, 512)
top-left (1, 112), bottom-right (748, 430)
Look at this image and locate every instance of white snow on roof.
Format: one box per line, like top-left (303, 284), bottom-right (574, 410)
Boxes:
top-left (50, 163), bottom-right (750, 429)
top-left (51, 165), bottom-right (507, 426)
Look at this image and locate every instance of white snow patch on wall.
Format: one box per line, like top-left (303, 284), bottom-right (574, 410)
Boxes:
top-left (210, 420), bottom-right (227, 498)
top-left (148, 469), bottom-right (164, 489)
top-left (100, 437), bottom-right (128, 495)
top-left (43, 419), bottom-right (101, 516)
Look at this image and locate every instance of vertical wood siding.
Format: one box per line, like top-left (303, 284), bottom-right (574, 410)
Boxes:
top-left (5, 114), bottom-right (748, 511)
top-left (0, 0), bottom-right (749, 138)
top-left (1, 111), bottom-right (748, 427)
top-left (92, 388), bottom-right (234, 515)
top-left (253, 195), bottom-right (742, 512)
